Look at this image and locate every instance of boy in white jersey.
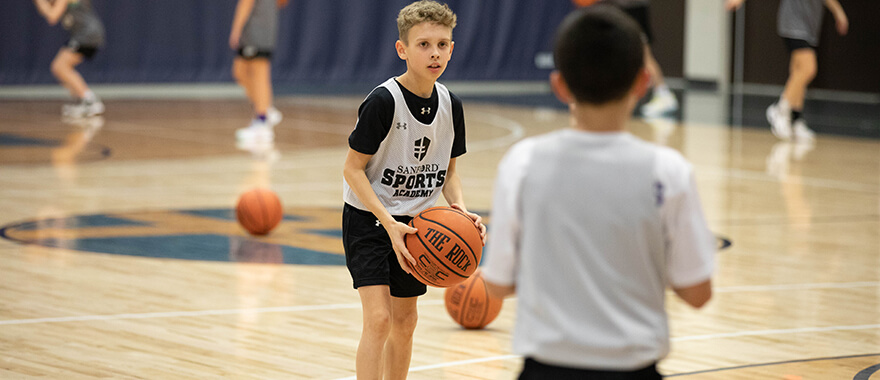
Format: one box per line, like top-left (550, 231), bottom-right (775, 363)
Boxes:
top-left (341, 1), bottom-right (485, 378)
top-left (482, 6), bottom-right (714, 379)
top-left (726, 0), bottom-right (848, 141)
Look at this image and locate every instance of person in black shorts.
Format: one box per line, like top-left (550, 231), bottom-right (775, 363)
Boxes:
top-left (586, 0), bottom-right (679, 117)
top-left (230, 0), bottom-right (287, 143)
top-left (33, 0), bottom-right (105, 118)
top-left (341, 1), bottom-right (485, 378)
top-left (727, 0), bottom-right (848, 141)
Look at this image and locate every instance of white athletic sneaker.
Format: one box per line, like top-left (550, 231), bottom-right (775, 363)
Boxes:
top-left (792, 119), bottom-right (815, 142)
top-left (267, 107), bottom-right (282, 127)
top-left (236, 139), bottom-right (281, 163)
top-left (792, 139), bottom-right (815, 160)
top-left (63, 114), bottom-right (104, 128)
top-left (765, 142), bottom-right (792, 180)
top-left (643, 116), bottom-right (676, 146)
top-left (640, 91), bottom-right (679, 118)
top-left (235, 120), bottom-right (274, 142)
top-left (62, 100), bottom-right (105, 118)
top-left (765, 102), bottom-right (792, 140)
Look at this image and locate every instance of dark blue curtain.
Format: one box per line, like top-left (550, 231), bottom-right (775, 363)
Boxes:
top-left (0, 0), bottom-right (576, 85)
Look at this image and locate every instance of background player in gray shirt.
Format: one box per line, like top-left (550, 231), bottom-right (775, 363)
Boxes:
top-left (598, 0), bottom-right (680, 118)
top-left (230, 0), bottom-right (286, 144)
top-left (727, 0), bottom-right (848, 142)
top-left (32, 0), bottom-right (105, 118)
top-left (483, 6), bottom-right (714, 379)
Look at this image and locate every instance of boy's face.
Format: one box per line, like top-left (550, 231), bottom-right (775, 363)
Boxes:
top-left (397, 22), bottom-right (454, 82)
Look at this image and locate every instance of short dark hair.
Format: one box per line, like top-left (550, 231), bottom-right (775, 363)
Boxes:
top-left (553, 5), bottom-right (645, 104)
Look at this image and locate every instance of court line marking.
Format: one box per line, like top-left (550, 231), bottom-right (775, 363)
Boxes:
top-left (2, 281), bottom-right (878, 326)
top-left (465, 112), bottom-right (525, 153)
top-left (671, 324), bottom-right (880, 342)
top-left (4, 282), bottom-right (880, 377)
top-left (714, 281), bottom-right (880, 293)
top-left (666, 353), bottom-right (880, 378)
top-left (332, 354), bottom-right (522, 380)
top-left (0, 300), bottom-right (438, 326)
top-left (697, 166), bottom-right (879, 194)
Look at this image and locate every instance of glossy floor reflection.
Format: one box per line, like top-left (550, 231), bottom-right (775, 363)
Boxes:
top-left (0, 85), bottom-right (878, 379)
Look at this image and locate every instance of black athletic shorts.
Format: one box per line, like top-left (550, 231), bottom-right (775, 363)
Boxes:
top-left (519, 358), bottom-right (662, 380)
top-left (783, 38), bottom-right (814, 52)
top-left (237, 46), bottom-right (273, 59)
top-left (620, 4), bottom-right (653, 44)
top-left (342, 203), bottom-right (427, 298)
top-left (65, 40), bottom-right (99, 60)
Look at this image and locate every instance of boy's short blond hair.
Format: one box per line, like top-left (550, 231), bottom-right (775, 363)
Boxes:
top-left (397, 1), bottom-right (457, 44)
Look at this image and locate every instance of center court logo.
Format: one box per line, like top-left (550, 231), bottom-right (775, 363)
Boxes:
top-left (0, 207), bottom-right (349, 265)
top-left (1, 208), bottom-right (726, 263)
top-left (414, 136), bottom-right (431, 160)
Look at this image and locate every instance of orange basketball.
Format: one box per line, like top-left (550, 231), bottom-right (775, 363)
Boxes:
top-left (405, 207), bottom-right (482, 287)
top-left (445, 271), bottom-right (503, 329)
top-left (572, 0), bottom-right (600, 7)
top-left (236, 188), bottom-right (283, 235)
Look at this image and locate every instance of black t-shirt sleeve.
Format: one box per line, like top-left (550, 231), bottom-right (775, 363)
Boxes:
top-left (348, 87), bottom-right (395, 155)
top-left (450, 92), bottom-right (466, 158)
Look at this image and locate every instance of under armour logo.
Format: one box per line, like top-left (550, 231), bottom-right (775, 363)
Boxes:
top-left (375, 220), bottom-right (381, 227)
top-left (414, 137), bottom-right (431, 161)
top-left (421, 107), bottom-right (431, 115)
top-left (395, 122), bottom-right (407, 130)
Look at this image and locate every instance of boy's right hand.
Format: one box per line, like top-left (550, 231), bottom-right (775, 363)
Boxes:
top-left (229, 30), bottom-right (241, 50)
top-left (385, 221), bottom-right (418, 274)
top-left (725, 0), bottom-right (745, 11)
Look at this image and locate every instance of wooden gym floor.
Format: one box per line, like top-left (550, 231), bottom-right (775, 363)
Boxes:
top-left (0, 87), bottom-right (878, 379)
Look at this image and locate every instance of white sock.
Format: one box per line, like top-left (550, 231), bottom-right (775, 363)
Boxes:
top-left (654, 84), bottom-right (673, 98)
top-left (777, 96), bottom-right (790, 112)
top-left (82, 90), bottom-right (97, 102)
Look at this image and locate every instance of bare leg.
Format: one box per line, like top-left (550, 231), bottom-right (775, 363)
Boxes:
top-left (644, 44), bottom-right (665, 88)
top-left (233, 57), bottom-right (273, 116)
top-left (247, 58), bottom-right (273, 116)
top-left (232, 57), bottom-right (255, 104)
top-left (50, 48), bottom-right (87, 99)
top-left (781, 49), bottom-right (817, 110)
top-left (640, 44), bottom-right (678, 117)
top-left (356, 286), bottom-right (392, 380)
top-left (383, 296), bottom-right (418, 380)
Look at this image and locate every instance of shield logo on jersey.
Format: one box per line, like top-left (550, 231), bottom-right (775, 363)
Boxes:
top-left (414, 137), bottom-right (431, 161)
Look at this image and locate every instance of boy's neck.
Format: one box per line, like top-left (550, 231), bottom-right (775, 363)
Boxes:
top-left (396, 72), bottom-right (435, 98)
top-left (568, 100), bottom-right (632, 133)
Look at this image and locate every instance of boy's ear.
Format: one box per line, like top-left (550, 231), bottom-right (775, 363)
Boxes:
top-left (550, 71), bottom-right (573, 105)
top-left (633, 68), bottom-right (651, 99)
top-left (395, 40), bottom-right (407, 60)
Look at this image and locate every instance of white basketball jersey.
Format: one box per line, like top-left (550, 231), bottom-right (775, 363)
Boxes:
top-left (343, 78), bottom-right (455, 216)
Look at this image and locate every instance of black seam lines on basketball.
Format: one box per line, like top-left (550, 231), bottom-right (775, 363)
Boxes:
top-left (256, 194), bottom-right (269, 231)
top-left (238, 203), bottom-right (258, 232)
top-left (415, 214), bottom-right (471, 278)
top-left (408, 235), bottom-right (446, 287)
top-left (460, 274), bottom-right (479, 327)
top-left (477, 276), bottom-right (491, 327)
top-left (418, 211), bottom-right (478, 266)
top-left (413, 232), bottom-right (466, 281)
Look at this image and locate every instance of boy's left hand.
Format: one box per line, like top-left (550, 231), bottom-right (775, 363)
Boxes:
top-left (450, 204), bottom-right (487, 246)
top-left (229, 30), bottom-right (241, 50)
top-left (835, 14), bottom-right (849, 35)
